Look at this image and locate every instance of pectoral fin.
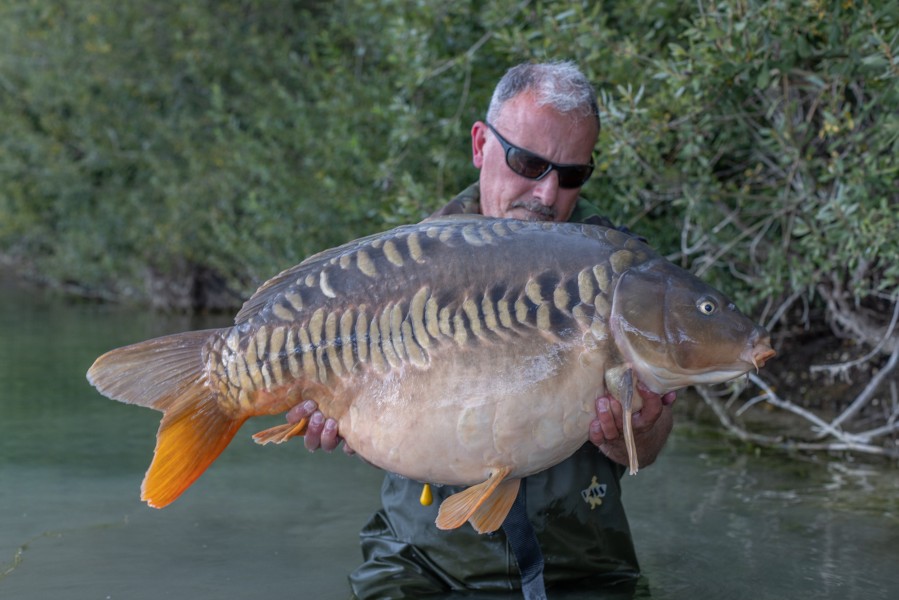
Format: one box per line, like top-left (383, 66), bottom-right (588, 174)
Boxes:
top-left (252, 418), bottom-right (310, 445)
top-left (619, 368), bottom-right (639, 475)
top-left (605, 366), bottom-right (643, 476)
top-left (435, 467), bottom-right (512, 531)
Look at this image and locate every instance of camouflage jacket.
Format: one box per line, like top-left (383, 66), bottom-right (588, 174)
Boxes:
top-left (429, 182), bottom-right (621, 229)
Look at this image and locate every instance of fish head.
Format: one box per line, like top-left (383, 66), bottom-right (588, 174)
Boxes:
top-left (610, 259), bottom-right (775, 393)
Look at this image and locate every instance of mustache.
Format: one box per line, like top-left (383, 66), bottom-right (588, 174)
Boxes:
top-left (509, 200), bottom-right (555, 220)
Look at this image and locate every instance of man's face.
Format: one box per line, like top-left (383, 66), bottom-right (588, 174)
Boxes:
top-left (472, 91), bottom-right (599, 222)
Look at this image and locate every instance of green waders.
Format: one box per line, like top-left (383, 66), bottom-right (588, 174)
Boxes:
top-left (349, 444), bottom-right (641, 599)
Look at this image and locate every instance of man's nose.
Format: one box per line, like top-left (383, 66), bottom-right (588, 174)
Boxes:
top-left (532, 170), bottom-right (560, 206)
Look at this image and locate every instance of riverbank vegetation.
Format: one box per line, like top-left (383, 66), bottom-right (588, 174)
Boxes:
top-left (1, 0), bottom-right (896, 457)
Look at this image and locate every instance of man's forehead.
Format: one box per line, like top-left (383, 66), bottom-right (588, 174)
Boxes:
top-left (494, 92), bottom-right (551, 122)
top-left (495, 93), bottom-right (596, 136)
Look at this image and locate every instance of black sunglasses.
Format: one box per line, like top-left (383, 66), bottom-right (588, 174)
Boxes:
top-left (485, 122), bottom-right (595, 189)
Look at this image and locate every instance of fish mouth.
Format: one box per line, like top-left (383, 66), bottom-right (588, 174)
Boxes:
top-left (629, 336), bottom-right (776, 391)
top-left (745, 334), bottom-right (776, 371)
top-left (639, 363), bottom-right (758, 392)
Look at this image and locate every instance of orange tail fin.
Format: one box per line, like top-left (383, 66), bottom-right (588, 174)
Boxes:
top-left (87, 329), bottom-right (246, 508)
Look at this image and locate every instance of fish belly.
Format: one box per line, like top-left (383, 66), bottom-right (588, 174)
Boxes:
top-left (337, 339), bottom-right (607, 485)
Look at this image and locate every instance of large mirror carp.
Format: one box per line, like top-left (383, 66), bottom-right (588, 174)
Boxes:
top-left (88, 215), bottom-right (774, 533)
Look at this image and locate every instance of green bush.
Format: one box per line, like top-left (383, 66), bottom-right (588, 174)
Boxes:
top-left (1, 0), bottom-right (896, 325)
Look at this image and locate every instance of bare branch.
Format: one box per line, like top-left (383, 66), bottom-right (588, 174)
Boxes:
top-left (811, 292), bottom-right (899, 375)
top-left (697, 382), bottom-right (899, 460)
top-left (828, 342), bottom-right (899, 431)
top-left (778, 441), bottom-right (899, 458)
top-left (742, 373), bottom-right (847, 439)
top-left (818, 284), bottom-right (899, 351)
top-left (695, 385), bottom-right (782, 445)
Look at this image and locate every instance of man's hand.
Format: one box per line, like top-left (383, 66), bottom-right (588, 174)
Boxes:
top-left (588, 385), bottom-right (676, 469)
top-left (286, 401), bottom-right (354, 454)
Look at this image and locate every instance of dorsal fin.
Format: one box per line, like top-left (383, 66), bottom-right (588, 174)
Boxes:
top-left (234, 242), bottom-right (367, 324)
top-left (234, 216), bottom-right (495, 324)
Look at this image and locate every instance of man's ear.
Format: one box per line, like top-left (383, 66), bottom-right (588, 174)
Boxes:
top-left (471, 121), bottom-right (488, 168)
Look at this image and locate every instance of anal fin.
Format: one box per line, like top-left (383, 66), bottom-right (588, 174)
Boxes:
top-left (252, 417), bottom-right (309, 445)
top-left (468, 478), bottom-right (520, 533)
top-left (435, 466), bottom-right (512, 531)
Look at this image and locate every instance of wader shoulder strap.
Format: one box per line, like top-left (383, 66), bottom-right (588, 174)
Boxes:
top-left (501, 478), bottom-right (547, 600)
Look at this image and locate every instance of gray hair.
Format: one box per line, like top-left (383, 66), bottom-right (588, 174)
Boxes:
top-left (486, 61), bottom-right (600, 129)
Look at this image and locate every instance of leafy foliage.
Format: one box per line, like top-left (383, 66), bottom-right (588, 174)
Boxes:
top-left (1, 0), bottom-right (896, 322)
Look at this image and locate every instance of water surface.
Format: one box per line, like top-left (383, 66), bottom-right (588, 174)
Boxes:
top-left (1, 274), bottom-right (897, 599)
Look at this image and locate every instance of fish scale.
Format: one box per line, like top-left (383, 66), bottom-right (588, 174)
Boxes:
top-left (87, 215), bottom-right (774, 532)
top-left (216, 221), bottom-right (615, 392)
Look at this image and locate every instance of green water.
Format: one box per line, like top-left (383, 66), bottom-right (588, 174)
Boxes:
top-left (1, 274), bottom-right (897, 599)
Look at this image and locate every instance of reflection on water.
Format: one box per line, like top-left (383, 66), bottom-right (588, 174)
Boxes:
top-left (1, 274), bottom-right (897, 600)
top-left (628, 437), bottom-right (898, 600)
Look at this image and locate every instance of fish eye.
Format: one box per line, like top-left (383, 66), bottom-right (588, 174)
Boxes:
top-left (697, 298), bottom-right (718, 315)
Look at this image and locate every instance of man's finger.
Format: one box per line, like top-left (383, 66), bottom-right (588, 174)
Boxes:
top-left (288, 399), bottom-right (318, 424)
top-left (596, 396), bottom-right (621, 441)
top-left (320, 418), bottom-right (340, 452)
top-left (304, 411), bottom-right (325, 451)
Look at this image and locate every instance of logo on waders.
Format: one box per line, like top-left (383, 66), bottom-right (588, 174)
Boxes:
top-left (581, 475), bottom-right (607, 509)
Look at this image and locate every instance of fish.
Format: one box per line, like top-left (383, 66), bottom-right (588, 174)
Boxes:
top-left (87, 215), bottom-right (775, 533)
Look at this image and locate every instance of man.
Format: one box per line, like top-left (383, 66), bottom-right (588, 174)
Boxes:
top-left (290, 61), bottom-right (675, 598)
